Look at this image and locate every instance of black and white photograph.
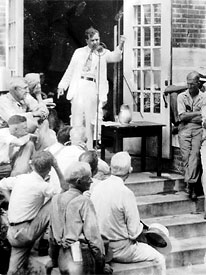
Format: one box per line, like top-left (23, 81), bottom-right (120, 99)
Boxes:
top-left (0, 0), bottom-right (206, 274)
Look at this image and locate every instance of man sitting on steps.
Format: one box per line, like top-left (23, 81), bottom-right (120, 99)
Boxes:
top-left (0, 151), bottom-right (65, 275)
top-left (91, 151), bottom-right (166, 275)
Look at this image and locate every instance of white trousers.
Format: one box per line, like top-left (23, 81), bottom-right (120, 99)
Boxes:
top-left (71, 79), bottom-right (97, 149)
top-left (110, 239), bottom-right (166, 275)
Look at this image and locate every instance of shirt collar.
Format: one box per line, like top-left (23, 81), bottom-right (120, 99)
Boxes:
top-left (185, 89), bottom-right (203, 98)
top-left (110, 175), bottom-right (125, 185)
top-left (68, 187), bottom-right (82, 195)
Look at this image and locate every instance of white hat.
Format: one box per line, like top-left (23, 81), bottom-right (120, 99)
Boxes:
top-left (145, 223), bottom-right (172, 255)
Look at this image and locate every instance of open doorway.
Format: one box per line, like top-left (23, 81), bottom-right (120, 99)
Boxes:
top-left (24, 0), bottom-right (123, 124)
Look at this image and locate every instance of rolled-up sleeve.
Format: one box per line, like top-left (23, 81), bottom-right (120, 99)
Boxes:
top-left (177, 93), bottom-right (186, 116)
top-left (0, 177), bottom-right (16, 191)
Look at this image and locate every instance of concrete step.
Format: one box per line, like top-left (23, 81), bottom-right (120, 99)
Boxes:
top-left (112, 261), bottom-right (160, 275)
top-left (137, 192), bottom-right (204, 218)
top-left (126, 172), bottom-right (185, 196)
top-left (29, 255), bottom-right (161, 275)
top-left (166, 235), bottom-right (206, 268)
top-left (167, 263), bottom-right (206, 275)
top-left (144, 213), bottom-right (206, 239)
top-left (28, 232), bottom-right (206, 273)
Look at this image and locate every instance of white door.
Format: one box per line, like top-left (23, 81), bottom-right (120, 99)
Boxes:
top-left (7, 0), bottom-right (24, 77)
top-left (123, 0), bottom-right (171, 158)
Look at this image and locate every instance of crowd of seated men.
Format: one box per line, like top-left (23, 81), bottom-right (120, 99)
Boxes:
top-left (0, 75), bottom-right (170, 275)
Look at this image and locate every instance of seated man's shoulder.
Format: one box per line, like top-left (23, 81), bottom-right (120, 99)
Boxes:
top-left (0, 127), bottom-right (10, 137)
top-left (0, 93), bottom-right (10, 104)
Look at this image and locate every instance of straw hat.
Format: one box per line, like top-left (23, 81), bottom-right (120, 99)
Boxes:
top-left (145, 223), bottom-right (172, 255)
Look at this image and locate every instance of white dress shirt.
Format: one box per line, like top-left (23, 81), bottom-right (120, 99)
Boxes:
top-left (0, 171), bottom-right (57, 223)
top-left (58, 45), bottom-right (122, 103)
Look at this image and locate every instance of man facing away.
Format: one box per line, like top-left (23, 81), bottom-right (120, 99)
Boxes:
top-left (57, 27), bottom-right (125, 149)
top-left (177, 71), bottom-right (205, 200)
top-left (47, 161), bottom-right (106, 275)
top-left (47, 126), bottom-right (88, 193)
top-left (91, 151), bottom-right (166, 275)
top-left (0, 151), bottom-right (65, 275)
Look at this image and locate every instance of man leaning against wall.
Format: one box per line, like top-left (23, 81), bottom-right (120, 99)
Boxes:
top-left (177, 71), bottom-right (204, 201)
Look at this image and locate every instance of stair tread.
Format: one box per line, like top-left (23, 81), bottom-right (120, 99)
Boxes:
top-left (167, 263), bottom-right (206, 275)
top-left (136, 192), bottom-right (204, 205)
top-left (126, 172), bottom-right (184, 184)
top-left (171, 235), bottom-right (206, 252)
top-left (31, 255), bottom-right (160, 274)
top-left (143, 213), bottom-right (206, 227)
top-left (111, 260), bottom-right (159, 271)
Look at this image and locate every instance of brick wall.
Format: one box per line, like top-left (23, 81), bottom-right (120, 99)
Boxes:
top-left (172, 0), bottom-right (206, 48)
top-left (171, 0), bottom-right (206, 174)
top-left (0, 0), bottom-right (6, 67)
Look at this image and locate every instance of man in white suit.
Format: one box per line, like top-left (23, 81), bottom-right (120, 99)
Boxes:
top-left (57, 27), bottom-right (125, 149)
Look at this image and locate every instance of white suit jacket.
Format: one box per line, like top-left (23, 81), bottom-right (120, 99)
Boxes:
top-left (58, 45), bottom-right (122, 103)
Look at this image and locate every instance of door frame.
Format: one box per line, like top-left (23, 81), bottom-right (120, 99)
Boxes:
top-left (123, 0), bottom-right (172, 159)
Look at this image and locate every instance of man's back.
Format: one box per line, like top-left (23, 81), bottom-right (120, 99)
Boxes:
top-left (50, 188), bottom-right (104, 250)
top-left (48, 143), bottom-right (85, 192)
top-left (0, 171), bottom-right (56, 223)
top-left (91, 175), bottom-right (143, 241)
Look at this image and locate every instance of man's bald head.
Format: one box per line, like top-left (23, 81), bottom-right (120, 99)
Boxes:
top-left (187, 71), bottom-right (199, 82)
top-left (111, 151), bottom-right (132, 176)
top-left (64, 161), bottom-right (92, 192)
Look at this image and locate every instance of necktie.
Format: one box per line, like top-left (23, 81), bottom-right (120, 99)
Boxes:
top-left (83, 50), bottom-right (93, 72)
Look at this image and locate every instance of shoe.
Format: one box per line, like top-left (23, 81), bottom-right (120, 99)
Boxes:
top-left (188, 183), bottom-right (197, 201)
